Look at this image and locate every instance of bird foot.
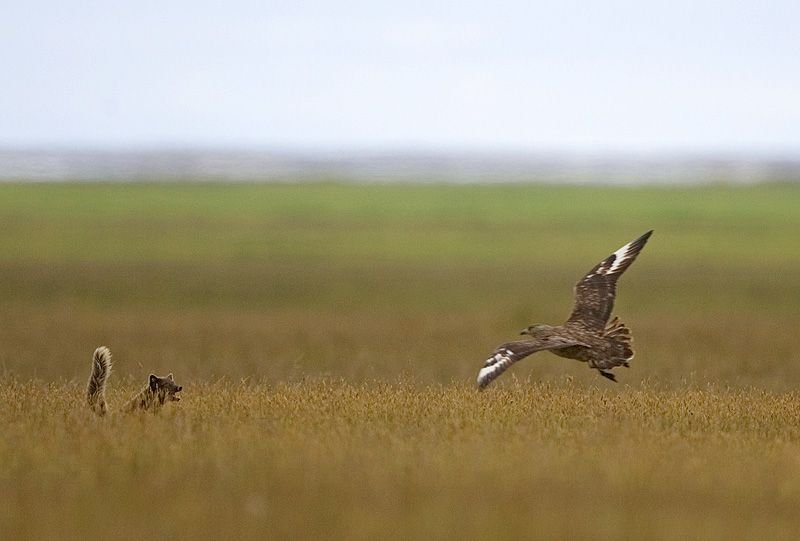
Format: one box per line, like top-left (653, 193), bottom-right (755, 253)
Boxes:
top-left (598, 370), bottom-right (617, 382)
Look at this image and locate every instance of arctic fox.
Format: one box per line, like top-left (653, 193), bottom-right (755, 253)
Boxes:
top-left (87, 346), bottom-right (182, 415)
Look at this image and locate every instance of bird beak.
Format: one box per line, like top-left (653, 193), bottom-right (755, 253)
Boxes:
top-left (519, 329), bottom-right (529, 336)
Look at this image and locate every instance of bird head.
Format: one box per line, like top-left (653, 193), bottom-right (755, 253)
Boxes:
top-left (520, 324), bottom-right (548, 337)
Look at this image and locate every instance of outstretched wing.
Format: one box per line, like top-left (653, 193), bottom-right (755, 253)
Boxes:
top-left (566, 230), bottom-right (652, 332)
top-left (477, 337), bottom-right (587, 389)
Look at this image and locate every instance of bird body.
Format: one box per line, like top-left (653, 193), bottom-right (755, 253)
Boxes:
top-left (477, 231), bottom-right (652, 389)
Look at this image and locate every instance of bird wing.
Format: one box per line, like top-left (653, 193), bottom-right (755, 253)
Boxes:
top-left (477, 337), bottom-right (588, 389)
top-left (565, 230), bottom-right (652, 332)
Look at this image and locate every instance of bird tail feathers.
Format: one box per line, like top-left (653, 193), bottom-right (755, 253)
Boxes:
top-left (604, 317), bottom-right (634, 367)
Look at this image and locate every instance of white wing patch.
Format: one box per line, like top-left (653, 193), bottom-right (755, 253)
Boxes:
top-left (603, 239), bottom-right (636, 275)
top-left (477, 347), bottom-right (517, 390)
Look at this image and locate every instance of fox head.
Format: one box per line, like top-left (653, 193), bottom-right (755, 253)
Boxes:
top-left (149, 373), bottom-right (182, 405)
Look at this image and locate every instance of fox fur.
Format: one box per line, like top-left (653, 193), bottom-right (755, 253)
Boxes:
top-left (87, 346), bottom-right (182, 415)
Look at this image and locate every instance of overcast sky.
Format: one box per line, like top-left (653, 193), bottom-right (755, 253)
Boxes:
top-left (2, 1), bottom-right (799, 153)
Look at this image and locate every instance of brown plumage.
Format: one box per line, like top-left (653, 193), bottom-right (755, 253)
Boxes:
top-left (477, 230), bottom-right (653, 389)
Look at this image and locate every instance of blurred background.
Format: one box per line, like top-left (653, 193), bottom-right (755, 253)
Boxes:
top-left (1, 1), bottom-right (799, 387)
top-left (2, 1), bottom-right (799, 176)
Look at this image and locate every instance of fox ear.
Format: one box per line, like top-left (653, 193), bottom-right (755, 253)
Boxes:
top-left (167, 373), bottom-right (174, 381)
top-left (149, 374), bottom-right (158, 391)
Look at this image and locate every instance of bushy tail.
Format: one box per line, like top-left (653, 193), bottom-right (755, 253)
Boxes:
top-left (87, 346), bottom-right (112, 416)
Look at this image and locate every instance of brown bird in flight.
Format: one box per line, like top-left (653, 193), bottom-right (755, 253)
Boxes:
top-left (477, 230), bottom-right (653, 389)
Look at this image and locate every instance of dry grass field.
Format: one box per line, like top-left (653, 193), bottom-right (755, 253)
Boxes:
top-left (1, 182), bottom-right (800, 539)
